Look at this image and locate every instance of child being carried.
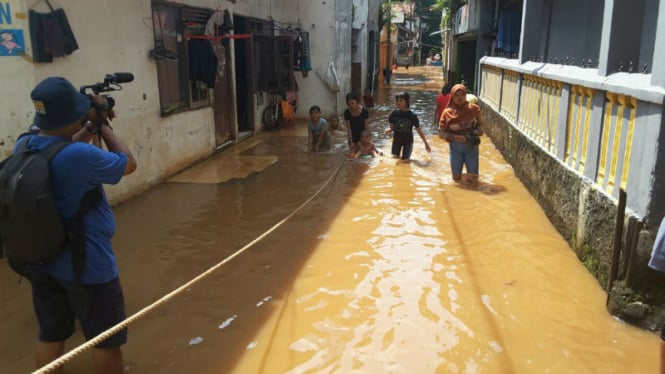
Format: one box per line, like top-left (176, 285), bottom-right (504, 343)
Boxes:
top-left (352, 130), bottom-right (383, 159)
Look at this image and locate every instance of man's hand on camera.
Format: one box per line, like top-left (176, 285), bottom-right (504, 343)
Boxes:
top-left (106, 109), bottom-right (116, 121)
top-left (87, 95), bottom-right (115, 123)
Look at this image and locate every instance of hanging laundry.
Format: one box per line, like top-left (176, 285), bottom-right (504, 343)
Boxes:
top-left (496, 9), bottom-right (521, 54)
top-left (204, 10), bottom-right (224, 37)
top-left (286, 90), bottom-right (299, 113)
top-left (299, 31), bottom-right (312, 77)
top-left (204, 11), bottom-right (228, 84)
top-left (280, 99), bottom-right (295, 128)
top-left (203, 9), bottom-right (233, 48)
top-left (188, 39), bottom-right (217, 88)
top-left (293, 33), bottom-right (304, 71)
top-left (221, 10), bottom-right (234, 35)
top-left (28, 0), bottom-right (78, 63)
top-left (209, 41), bottom-right (227, 83)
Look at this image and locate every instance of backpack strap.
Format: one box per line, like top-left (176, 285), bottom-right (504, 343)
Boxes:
top-left (37, 139), bottom-right (71, 161)
top-left (16, 136), bottom-right (71, 161)
top-left (67, 187), bottom-right (103, 283)
top-left (15, 136), bottom-right (31, 152)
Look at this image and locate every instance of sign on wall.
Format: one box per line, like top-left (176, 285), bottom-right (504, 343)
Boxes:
top-left (0, 1), bottom-right (25, 56)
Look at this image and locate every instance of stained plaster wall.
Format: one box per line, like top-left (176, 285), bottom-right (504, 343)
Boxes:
top-left (1, 0), bottom-right (221, 205)
top-left (265, 0), bottom-right (352, 118)
top-left (1, 0), bottom-right (255, 206)
top-left (1, 0), bottom-right (358, 207)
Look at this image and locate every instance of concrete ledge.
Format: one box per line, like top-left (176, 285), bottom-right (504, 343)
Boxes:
top-left (480, 56), bottom-right (665, 105)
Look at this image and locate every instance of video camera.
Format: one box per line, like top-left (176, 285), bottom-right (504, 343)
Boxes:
top-left (79, 73), bottom-right (134, 112)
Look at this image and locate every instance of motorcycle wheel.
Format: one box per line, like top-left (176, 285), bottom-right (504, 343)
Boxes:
top-left (262, 106), bottom-right (282, 131)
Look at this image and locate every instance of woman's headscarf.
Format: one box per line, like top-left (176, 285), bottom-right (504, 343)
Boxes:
top-left (440, 84), bottom-right (480, 125)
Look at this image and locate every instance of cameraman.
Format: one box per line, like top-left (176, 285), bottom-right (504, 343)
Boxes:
top-left (15, 77), bottom-right (136, 374)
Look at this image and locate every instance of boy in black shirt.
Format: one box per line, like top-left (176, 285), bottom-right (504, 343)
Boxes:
top-left (386, 92), bottom-right (431, 160)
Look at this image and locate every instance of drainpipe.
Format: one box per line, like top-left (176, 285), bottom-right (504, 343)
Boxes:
top-left (335, 0), bottom-right (339, 114)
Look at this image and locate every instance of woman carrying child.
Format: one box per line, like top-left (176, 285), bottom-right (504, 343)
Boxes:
top-left (439, 84), bottom-right (484, 183)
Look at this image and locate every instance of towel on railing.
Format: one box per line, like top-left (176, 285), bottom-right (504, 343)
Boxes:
top-left (649, 217), bottom-right (665, 273)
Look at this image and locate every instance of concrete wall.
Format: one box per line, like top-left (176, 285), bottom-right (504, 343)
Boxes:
top-left (478, 58), bottom-right (665, 291)
top-left (639, 0), bottom-right (658, 71)
top-left (480, 57), bottom-right (665, 216)
top-left (547, 0), bottom-right (603, 65)
top-left (367, 0), bottom-right (380, 89)
top-left (353, 0), bottom-right (369, 96)
top-left (1, 0), bottom-right (218, 204)
top-left (265, 0), bottom-right (351, 118)
top-left (1, 0), bottom-right (363, 205)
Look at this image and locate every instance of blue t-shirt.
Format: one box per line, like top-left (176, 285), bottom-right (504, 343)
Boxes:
top-left (15, 135), bottom-right (128, 284)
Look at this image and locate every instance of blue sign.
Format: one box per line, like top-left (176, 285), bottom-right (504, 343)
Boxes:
top-left (0, 2), bottom-right (11, 25)
top-left (0, 2), bottom-right (24, 56)
top-left (0, 28), bottom-right (24, 55)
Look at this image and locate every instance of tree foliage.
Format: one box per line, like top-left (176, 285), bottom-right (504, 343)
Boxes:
top-left (378, 0), bottom-right (447, 61)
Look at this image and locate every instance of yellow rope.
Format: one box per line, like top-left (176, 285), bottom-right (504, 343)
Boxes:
top-left (33, 158), bottom-right (346, 374)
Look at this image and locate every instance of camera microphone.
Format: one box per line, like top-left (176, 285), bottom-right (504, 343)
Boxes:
top-left (106, 72), bottom-right (134, 84)
top-left (81, 73), bottom-right (134, 95)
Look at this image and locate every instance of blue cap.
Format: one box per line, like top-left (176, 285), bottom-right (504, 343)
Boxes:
top-left (31, 77), bottom-right (90, 130)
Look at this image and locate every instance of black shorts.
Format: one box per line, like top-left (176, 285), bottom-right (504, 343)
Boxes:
top-left (26, 270), bottom-right (127, 349)
top-left (391, 137), bottom-right (414, 160)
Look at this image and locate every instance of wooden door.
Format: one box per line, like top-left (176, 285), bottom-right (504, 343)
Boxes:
top-left (212, 41), bottom-right (235, 146)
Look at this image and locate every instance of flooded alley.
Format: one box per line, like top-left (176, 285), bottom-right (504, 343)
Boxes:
top-left (0, 66), bottom-right (659, 373)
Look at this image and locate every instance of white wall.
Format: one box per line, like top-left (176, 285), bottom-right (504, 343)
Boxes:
top-left (2, 0), bottom-right (231, 203)
top-left (0, 0), bottom-right (361, 204)
top-left (260, 0), bottom-right (351, 119)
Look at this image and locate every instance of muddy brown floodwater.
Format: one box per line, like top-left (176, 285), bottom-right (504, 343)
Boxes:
top-left (0, 66), bottom-right (659, 373)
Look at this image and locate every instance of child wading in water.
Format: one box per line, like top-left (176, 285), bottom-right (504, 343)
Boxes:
top-left (308, 105), bottom-right (331, 152)
top-left (344, 92), bottom-right (370, 152)
top-left (352, 130), bottom-right (383, 159)
top-left (329, 115), bottom-right (341, 131)
top-left (385, 92), bottom-right (431, 160)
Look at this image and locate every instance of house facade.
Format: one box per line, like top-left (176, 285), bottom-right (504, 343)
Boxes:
top-left (444, 0), bottom-right (665, 303)
top-left (0, 0), bottom-right (377, 203)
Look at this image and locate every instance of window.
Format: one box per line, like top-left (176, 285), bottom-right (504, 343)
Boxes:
top-left (151, 2), bottom-right (212, 115)
top-left (255, 35), bottom-right (295, 92)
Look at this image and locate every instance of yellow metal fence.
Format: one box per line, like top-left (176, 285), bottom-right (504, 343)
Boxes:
top-left (564, 86), bottom-right (594, 174)
top-left (480, 66), bottom-right (501, 109)
top-left (480, 64), bottom-right (639, 200)
top-left (597, 93), bottom-right (637, 196)
top-left (501, 71), bottom-right (519, 122)
top-left (518, 75), bottom-right (562, 154)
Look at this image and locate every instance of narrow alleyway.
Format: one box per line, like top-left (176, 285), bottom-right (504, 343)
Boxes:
top-left (0, 67), bottom-right (659, 373)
